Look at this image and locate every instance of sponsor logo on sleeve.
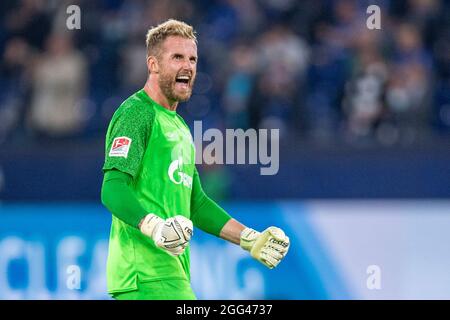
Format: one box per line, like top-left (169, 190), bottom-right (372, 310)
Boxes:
top-left (109, 137), bottom-right (132, 158)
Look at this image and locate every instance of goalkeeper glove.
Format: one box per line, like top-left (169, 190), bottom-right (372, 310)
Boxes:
top-left (140, 214), bottom-right (193, 256)
top-left (240, 226), bottom-right (290, 269)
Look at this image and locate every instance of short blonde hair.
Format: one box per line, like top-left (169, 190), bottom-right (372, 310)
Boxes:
top-left (145, 19), bottom-right (197, 58)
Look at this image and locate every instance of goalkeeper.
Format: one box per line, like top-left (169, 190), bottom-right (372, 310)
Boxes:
top-left (101, 19), bottom-right (290, 300)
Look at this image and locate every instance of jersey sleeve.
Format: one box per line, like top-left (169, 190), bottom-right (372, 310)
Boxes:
top-left (103, 104), bottom-right (155, 178)
top-left (101, 169), bottom-right (147, 228)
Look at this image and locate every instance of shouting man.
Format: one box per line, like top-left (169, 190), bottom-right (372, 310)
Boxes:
top-left (101, 19), bottom-right (290, 300)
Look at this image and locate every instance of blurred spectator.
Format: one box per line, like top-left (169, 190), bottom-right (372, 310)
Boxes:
top-left (0, 38), bottom-right (31, 143)
top-left (222, 44), bottom-right (257, 129)
top-left (329, 0), bottom-right (366, 50)
top-left (342, 30), bottom-right (388, 145)
top-left (248, 24), bottom-right (309, 137)
top-left (27, 33), bottom-right (89, 137)
top-left (3, 0), bottom-right (52, 51)
top-left (383, 23), bottom-right (433, 145)
top-left (305, 22), bottom-right (350, 142)
top-left (118, 37), bottom-right (148, 94)
top-left (228, 0), bottom-right (265, 37)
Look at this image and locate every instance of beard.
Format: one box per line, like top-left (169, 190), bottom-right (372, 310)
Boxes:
top-left (158, 70), bottom-right (194, 103)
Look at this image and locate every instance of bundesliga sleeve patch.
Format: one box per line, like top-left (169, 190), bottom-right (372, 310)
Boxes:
top-left (109, 137), bottom-right (132, 158)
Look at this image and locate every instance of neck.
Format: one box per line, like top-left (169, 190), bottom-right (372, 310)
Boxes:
top-left (143, 78), bottom-right (178, 111)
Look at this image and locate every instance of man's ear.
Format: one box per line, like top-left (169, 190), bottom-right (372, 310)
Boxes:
top-left (147, 55), bottom-right (159, 74)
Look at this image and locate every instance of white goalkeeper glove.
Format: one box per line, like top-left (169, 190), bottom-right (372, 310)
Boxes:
top-left (140, 214), bottom-right (193, 256)
top-left (240, 226), bottom-right (290, 269)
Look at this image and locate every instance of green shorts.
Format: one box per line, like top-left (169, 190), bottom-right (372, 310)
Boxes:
top-left (111, 279), bottom-right (197, 300)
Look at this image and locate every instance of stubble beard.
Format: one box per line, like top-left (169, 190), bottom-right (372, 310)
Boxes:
top-left (158, 70), bottom-right (194, 103)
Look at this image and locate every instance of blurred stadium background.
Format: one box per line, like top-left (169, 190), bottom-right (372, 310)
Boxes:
top-left (0, 0), bottom-right (449, 299)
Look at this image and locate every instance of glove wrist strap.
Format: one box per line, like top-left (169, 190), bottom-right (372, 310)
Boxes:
top-left (140, 213), bottom-right (163, 239)
top-left (240, 227), bottom-right (260, 251)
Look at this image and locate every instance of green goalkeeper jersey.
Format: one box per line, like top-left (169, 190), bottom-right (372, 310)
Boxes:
top-left (103, 89), bottom-right (196, 293)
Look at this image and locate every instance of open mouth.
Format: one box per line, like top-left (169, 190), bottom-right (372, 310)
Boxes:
top-left (175, 75), bottom-right (191, 86)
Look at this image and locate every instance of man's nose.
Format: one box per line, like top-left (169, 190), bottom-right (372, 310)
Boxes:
top-left (181, 58), bottom-right (193, 71)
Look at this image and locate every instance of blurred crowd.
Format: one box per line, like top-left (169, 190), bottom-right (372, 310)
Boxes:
top-left (0, 0), bottom-right (449, 147)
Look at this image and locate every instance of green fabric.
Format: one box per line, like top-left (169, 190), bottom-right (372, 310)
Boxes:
top-left (101, 169), bottom-right (147, 228)
top-left (102, 89), bottom-right (197, 294)
top-left (191, 168), bottom-right (232, 237)
top-left (111, 279), bottom-right (196, 300)
top-left (103, 90), bottom-right (155, 178)
top-left (201, 167), bottom-right (231, 202)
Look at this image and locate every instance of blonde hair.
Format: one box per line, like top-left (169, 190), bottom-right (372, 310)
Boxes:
top-left (145, 19), bottom-right (197, 58)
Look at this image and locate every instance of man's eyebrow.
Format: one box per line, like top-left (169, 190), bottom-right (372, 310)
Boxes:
top-left (171, 53), bottom-right (197, 60)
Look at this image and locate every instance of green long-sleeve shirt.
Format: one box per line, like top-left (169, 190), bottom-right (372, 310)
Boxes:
top-left (101, 89), bottom-right (231, 294)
